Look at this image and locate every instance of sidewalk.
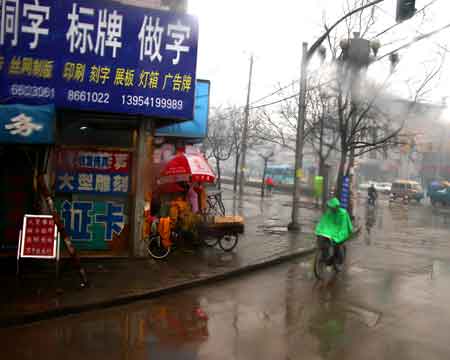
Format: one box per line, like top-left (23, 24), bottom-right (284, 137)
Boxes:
top-left (0, 188), bottom-right (319, 328)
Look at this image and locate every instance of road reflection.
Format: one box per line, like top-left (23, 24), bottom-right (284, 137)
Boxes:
top-left (2, 296), bottom-right (209, 360)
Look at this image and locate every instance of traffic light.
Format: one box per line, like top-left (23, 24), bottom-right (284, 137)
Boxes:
top-left (396, 0), bottom-right (416, 22)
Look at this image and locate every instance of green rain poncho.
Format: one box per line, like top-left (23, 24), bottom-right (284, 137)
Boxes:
top-left (315, 198), bottom-right (353, 244)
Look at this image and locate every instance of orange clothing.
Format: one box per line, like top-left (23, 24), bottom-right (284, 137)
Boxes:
top-left (169, 199), bottom-right (190, 219)
top-left (158, 217), bottom-right (172, 247)
top-left (196, 186), bottom-right (207, 213)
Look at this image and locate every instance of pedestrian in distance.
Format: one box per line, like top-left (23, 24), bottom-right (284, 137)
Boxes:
top-left (265, 176), bottom-right (274, 196)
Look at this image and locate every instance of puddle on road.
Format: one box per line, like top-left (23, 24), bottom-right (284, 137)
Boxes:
top-left (345, 304), bottom-right (381, 328)
top-left (431, 259), bottom-right (450, 279)
top-left (219, 254), bottom-right (234, 262)
top-left (265, 226), bottom-right (289, 234)
top-left (347, 265), bottom-right (370, 274)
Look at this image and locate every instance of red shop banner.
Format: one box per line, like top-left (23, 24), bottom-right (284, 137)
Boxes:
top-left (56, 149), bottom-right (131, 174)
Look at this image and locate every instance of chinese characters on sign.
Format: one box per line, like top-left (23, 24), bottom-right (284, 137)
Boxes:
top-left (340, 176), bottom-right (350, 209)
top-left (56, 200), bottom-right (125, 250)
top-left (0, 103), bottom-right (54, 143)
top-left (5, 112), bottom-right (42, 136)
top-left (55, 149), bottom-right (131, 195)
top-left (57, 172), bottom-right (129, 194)
top-left (0, 0), bottom-right (51, 48)
top-left (0, 0), bottom-right (199, 120)
top-left (20, 215), bottom-right (57, 258)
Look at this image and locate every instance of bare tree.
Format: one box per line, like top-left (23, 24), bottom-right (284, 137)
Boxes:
top-left (204, 106), bottom-right (262, 191)
top-left (305, 77), bottom-right (341, 208)
top-left (204, 108), bottom-right (235, 189)
top-left (259, 149), bottom-right (275, 197)
top-left (255, 0), bottom-right (445, 204)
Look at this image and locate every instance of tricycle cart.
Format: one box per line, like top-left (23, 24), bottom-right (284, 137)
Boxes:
top-left (145, 215), bottom-right (244, 259)
top-left (146, 152), bottom-right (245, 259)
top-left (198, 215), bottom-right (244, 251)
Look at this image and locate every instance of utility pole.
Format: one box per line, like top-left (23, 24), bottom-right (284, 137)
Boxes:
top-left (288, 42), bottom-right (308, 231)
top-left (238, 55), bottom-right (254, 198)
top-left (348, 67), bottom-right (359, 219)
top-left (279, 0), bottom-right (393, 231)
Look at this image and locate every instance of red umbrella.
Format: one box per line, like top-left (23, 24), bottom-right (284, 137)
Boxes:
top-left (158, 153), bottom-right (216, 184)
top-left (156, 182), bottom-right (185, 194)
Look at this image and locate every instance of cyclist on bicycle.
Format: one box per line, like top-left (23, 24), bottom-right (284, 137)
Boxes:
top-left (315, 197), bottom-right (353, 264)
top-left (368, 184), bottom-right (377, 206)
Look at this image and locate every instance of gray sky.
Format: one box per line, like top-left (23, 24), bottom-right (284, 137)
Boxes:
top-left (188, 0), bottom-right (450, 110)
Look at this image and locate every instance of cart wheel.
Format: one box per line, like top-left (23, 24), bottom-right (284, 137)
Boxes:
top-left (219, 234), bottom-right (238, 252)
top-left (147, 235), bottom-right (171, 259)
top-left (203, 236), bottom-right (219, 247)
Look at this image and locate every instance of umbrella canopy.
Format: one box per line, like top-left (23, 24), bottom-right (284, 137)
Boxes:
top-left (158, 153), bottom-right (216, 184)
top-left (156, 182), bottom-right (185, 194)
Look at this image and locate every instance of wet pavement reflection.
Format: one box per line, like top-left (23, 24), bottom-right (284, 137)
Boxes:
top-left (4, 196), bottom-right (450, 359)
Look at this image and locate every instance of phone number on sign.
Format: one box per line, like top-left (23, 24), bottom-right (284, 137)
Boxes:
top-left (67, 90), bottom-right (110, 104)
top-left (121, 95), bottom-right (183, 110)
top-left (10, 84), bottom-right (55, 99)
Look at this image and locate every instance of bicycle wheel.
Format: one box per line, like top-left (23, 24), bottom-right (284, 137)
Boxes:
top-left (203, 236), bottom-right (219, 247)
top-left (333, 245), bottom-right (346, 273)
top-left (147, 235), bottom-right (171, 259)
top-left (219, 234), bottom-right (238, 252)
top-left (313, 250), bottom-right (334, 280)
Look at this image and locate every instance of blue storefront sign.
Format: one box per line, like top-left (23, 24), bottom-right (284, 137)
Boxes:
top-left (0, 0), bottom-right (199, 120)
top-left (56, 199), bottom-right (126, 250)
top-left (156, 79), bottom-right (210, 139)
top-left (0, 103), bottom-right (55, 143)
top-left (340, 176), bottom-right (350, 209)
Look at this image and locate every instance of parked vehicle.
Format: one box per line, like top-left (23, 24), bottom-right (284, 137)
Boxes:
top-left (390, 180), bottom-right (424, 203)
top-left (375, 182), bottom-right (391, 194)
top-left (427, 181), bottom-right (449, 199)
top-left (429, 187), bottom-right (450, 207)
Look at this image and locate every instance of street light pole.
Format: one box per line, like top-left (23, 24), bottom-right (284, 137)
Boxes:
top-left (341, 32), bottom-right (380, 218)
top-left (238, 55), bottom-right (254, 198)
top-left (288, 42), bottom-right (308, 231)
top-left (284, 0), bottom-right (387, 231)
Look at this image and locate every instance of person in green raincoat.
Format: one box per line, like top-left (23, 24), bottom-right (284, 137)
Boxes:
top-left (315, 197), bottom-right (353, 262)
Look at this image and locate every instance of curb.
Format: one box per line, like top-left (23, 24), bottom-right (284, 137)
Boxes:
top-left (0, 247), bottom-right (316, 329)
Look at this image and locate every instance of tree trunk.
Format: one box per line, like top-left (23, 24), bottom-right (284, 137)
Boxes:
top-left (335, 149), bottom-right (347, 200)
top-left (318, 115), bottom-right (326, 208)
top-left (216, 158), bottom-right (222, 189)
top-left (233, 151), bottom-right (240, 193)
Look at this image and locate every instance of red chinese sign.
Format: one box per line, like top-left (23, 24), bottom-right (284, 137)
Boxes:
top-left (56, 149), bottom-right (131, 174)
top-left (20, 215), bottom-right (57, 258)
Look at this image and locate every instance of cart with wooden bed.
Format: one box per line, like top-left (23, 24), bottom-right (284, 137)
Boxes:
top-left (145, 152), bottom-right (245, 259)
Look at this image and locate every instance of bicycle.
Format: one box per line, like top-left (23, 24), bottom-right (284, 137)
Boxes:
top-left (145, 217), bottom-right (184, 260)
top-left (206, 191), bottom-right (225, 216)
top-left (313, 236), bottom-right (346, 280)
top-left (146, 229), bottom-right (179, 260)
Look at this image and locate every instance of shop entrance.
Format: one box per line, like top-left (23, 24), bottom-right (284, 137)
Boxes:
top-left (0, 147), bottom-right (36, 254)
top-left (56, 111), bottom-right (138, 256)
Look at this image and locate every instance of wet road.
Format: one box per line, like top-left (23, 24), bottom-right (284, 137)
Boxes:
top-left (3, 198), bottom-right (450, 359)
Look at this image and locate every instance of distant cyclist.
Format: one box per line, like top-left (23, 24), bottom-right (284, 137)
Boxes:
top-left (368, 184), bottom-right (378, 206)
